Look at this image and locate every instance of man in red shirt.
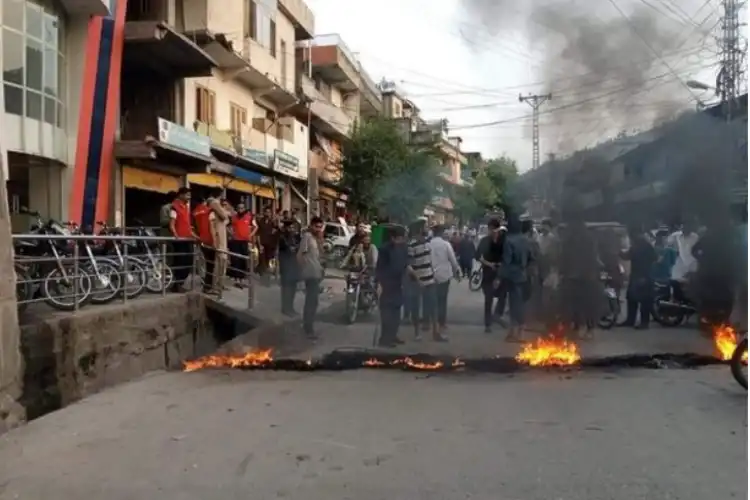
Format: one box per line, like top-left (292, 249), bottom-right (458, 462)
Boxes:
top-left (192, 196), bottom-right (216, 294)
top-left (168, 187), bottom-right (198, 290)
top-left (229, 202), bottom-right (256, 288)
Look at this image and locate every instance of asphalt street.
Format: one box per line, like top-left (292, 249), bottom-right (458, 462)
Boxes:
top-left (0, 282), bottom-right (745, 500)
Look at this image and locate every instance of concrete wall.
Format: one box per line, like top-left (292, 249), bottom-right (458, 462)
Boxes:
top-left (18, 294), bottom-right (219, 421)
top-left (0, 168), bottom-right (24, 434)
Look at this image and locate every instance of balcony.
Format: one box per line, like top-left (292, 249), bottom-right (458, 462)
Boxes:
top-left (298, 74), bottom-right (353, 139)
top-left (358, 64), bottom-right (382, 117)
top-left (299, 34), bottom-right (361, 92)
top-left (123, 21), bottom-right (216, 78)
top-left (59, 0), bottom-right (111, 16)
top-left (278, 0), bottom-right (315, 40)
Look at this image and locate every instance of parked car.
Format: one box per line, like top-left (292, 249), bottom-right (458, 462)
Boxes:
top-left (323, 219), bottom-right (353, 260)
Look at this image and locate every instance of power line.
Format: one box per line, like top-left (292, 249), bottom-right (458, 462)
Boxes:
top-left (518, 93), bottom-right (552, 170)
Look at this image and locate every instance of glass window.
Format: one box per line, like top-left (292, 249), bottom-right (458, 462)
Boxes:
top-left (25, 3), bottom-right (42, 39)
top-left (56, 101), bottom-right (64, 127)
top-left (25, 39), bottom-right (43, 90)
top-left (43, 46), bottom-right (56, 97)
top-left (3, 29), bottom-right (24, 85)
top-left (3, 0), bottom-right (25, 31)
top-left (58, 52), bottom-right (65, 99)
top-left (43, 96), bottom-right (55, 124)
top-left (43, 13), bottom-right (58, 46)
top-left (26, 90), bottom-right (41, 119)
top-left (4, 84), bottom-right (22, 115)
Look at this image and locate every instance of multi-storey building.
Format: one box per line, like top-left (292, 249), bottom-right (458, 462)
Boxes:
top-left (380, 81), bottom-right (467, 224)
top-left (1, 0), bottom-right (117, 231)
top-left (114, 0), bottom-right (316, 225)
top-left (295, 33), bottom-right (382, 219)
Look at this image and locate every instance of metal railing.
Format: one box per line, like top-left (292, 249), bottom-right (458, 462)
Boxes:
top-left (12, 233), bottom-right (258, 315)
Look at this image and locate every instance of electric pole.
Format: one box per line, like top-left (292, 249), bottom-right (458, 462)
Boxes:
top-left (717, 0), bottom-right (746, 121)
top-left (518, 93), bottom-right (552, 170)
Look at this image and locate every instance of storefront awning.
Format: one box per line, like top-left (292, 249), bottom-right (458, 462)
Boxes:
top-left (115, 139), bottom-right (213, 172)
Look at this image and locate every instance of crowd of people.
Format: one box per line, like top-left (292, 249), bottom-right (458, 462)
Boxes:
top-left (374, 212), bottom-right (747, 348)
top-left (161, 186), bottom-right (747, 348)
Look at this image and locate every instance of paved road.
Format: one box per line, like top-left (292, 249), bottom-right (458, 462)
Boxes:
top-left (275, 280), bottom-right (720, 361)
top-left (0, 366), bottom-right (745, 499)
top-left (2, 279), bottom-right (743, 500)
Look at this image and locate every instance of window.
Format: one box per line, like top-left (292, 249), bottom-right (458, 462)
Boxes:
top-left (1, 1), bottom-right (65, 128)
top-left (280, 39), bottom-right (287, 87)
top-left (269, 20), bottom-right (276, 57)
top-left (195, 85), bottom-right (215, 125)
top-left (243, 0), bottom-right (256, 39)
top-left (249, 0), bottom-right (276, 51)
top-left (230, 103), bottom-right (247, 136)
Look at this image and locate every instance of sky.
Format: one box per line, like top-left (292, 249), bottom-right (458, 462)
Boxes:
top-left (305, 0), bottom-right (733, 172)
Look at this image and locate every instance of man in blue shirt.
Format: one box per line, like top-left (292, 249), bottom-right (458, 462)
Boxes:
top-left (375, 225), bottom-right (409, 347)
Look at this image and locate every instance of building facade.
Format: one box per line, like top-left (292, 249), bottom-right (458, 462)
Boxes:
top-left (1, 0), bottom-right (115, 231)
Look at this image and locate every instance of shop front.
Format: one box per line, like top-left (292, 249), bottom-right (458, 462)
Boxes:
top-left (116, 117), bottom-right (213, 227)
top-left (122, 165), bottom-right (183, 226)
top-left (187, 162), bottom-right (275, 212)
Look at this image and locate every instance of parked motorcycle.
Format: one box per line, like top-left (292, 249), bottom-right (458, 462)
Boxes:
top-left (652, 280), bottom-right (695, 327)
top-left (14, 209), bottom-right (93, 311)
top-left (128, 223), bottom-right (174, 293)
top-left (731, 332), bottom-right (748, 390)
top-left (96, 222), bottom-right (147, 300)
top-left (344, 270), bottom-right (376, 324)
top-left (71, 225), bottom-right (123, 305)
top-left (597, 271), bottom-right (621, 330)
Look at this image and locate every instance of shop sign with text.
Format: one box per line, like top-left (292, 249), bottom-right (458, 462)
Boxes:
top-left (273, 150), bottom-right (303, 179)
top-left (158, 118), bottom-right (211, 158)
top-left (241, 147), bottom-right (270, 169)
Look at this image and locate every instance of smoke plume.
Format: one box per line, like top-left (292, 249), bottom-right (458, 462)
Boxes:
top-left (460, 0), bottom-right (711, 151)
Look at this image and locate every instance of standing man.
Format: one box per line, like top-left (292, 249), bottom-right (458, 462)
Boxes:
top-left (376, 225), bottom-right (409, 347)
top-left (429, 225), bottom-right (460, 335)
top-left (502, 217), bottom-right (532, 342)
top-left (167, 187), bottom-right (196, 290)
top-left (193, 196), bottom-right (216, 294)
top-left (278, 219), bottom-right (300, 316)
top-left (257, 207), bottom-right (279, 282)
top-left (476, 218), bottom-right (505, 333)
top-left (620, 226), bottom-right (657, 329)
top-left (207, 188), bottom-right (230, 293)
top-left (406, 219), bottom-right (444, 342)
top-left (159, 191), bottom-right (177, 237)
top-left (666, 221), bottom-right (699, 303)
top-left (298, 216), bottom-right (325, 339)
top-left (229, 202), bottom-right (256, 288)
top-left (458, 232), bottom-right (476, 278)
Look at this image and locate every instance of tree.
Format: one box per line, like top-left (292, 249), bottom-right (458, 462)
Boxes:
top-left (342, 117), bottom-right (441, 222)
top-left (451, 155), bottom-right (519, 223)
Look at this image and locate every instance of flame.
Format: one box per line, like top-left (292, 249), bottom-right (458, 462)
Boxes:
top-left (713, 325), bottom-right (747, 361)
top-left (515, 336), bottom-right (581, 367)
top-left (183, 348), bottom-right (273, 372)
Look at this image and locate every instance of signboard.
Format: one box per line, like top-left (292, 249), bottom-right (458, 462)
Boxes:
top-left (273, 149), bottom-right (302, 178)
top-left (158, 118), bottom-right (211, 158)
top-left (194, 122), bottom-right (240, 153)
top-left (232, 166), bottom-right (272, 186)
top-left (241, 147), bottom-right (270, 168)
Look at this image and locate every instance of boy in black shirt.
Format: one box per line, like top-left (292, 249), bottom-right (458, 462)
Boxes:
top-left (376, 225), bottom-right (409, 347)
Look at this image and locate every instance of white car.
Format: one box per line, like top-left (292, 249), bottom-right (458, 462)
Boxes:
top-left (323, 218), bottom-right (353, 260)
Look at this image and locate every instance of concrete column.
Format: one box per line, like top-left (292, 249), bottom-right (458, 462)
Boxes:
top-left (0, 167), bottom-right (25, 433)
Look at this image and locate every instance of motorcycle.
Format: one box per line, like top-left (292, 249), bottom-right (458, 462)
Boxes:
top-left (14, 209), bottom-right (93, 311)
top-left (652, 280), bottom-right (695, 327)
top-left (128, 223), bottom-right (175, 293)
top-left (344, 270), bottom-right (376, 324)
top-left (96, 222), bottom-right (147, 300)
top-left (597, 271), bottom-right (621, 330)
top-left (730, 332), bottom-right (747, 390)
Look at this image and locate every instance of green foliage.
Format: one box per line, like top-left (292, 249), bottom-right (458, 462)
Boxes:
top-left (451, 155), bottom-right (519, 223)
top-left (341, 117), bottom-right (441, 222)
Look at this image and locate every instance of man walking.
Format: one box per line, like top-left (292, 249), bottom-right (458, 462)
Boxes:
top-left (476, 219), bottom-right (505, 333)
top-left (376, 225), bottom-right (409, 347)
top-left (620, 226), bottom-right (657, 329)
top-left (429, 225), bottom-right (460, 334)
top-left (406, 219), bottom-right (445, 342)
top-left (298, 216), bottom-right (325, 339)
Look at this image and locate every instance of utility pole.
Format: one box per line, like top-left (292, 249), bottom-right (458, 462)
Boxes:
top-left (717, 0), bottom-right (746, 122)
top-left (518, 93), bottom-right (552, 170)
